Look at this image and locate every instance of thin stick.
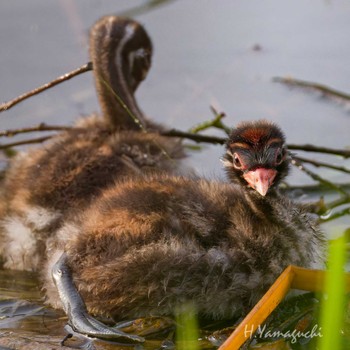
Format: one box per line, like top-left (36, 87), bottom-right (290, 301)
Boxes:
top-left (0, 1), bottom-right (174, 113)
top-left (288, 144), bottom-right (350, 158)
top-left (291, 158), bottom-right (349, 196)
top-left (0, 62), bottom-right (93, 113)
top-left (1, 124), bottom-right (350, 163)
top-left (118, 0), bottom-right (177, 18)
top-left (0, 136), bottom-right (52, 150)
top-left (324, 195), bottom-right (350, 212)
top-left (293, 155), bottom-right (350, 174)
top-left (321, 207), bottom-right (350, 222)
top-left (189, 106), bottom-right (231, 135)
top-left (0, 123), bottom-right (72, 137)
top-left (282, 182), bottom-right (350, 194)
top-left (163, 131), bottom-right (350, 159)
top-left (162, 129), bottom-right (226, 144)
top-left (0, 69), bottom-right (348, 160)
top-left (273, 77), bottom-right (350, 101)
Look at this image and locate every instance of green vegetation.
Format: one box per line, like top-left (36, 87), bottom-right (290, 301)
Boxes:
top-left (318, 233), bottom-right (348, 350)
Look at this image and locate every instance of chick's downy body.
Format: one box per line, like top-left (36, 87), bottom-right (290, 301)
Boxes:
top-left (44, 172), bottom-right (324, 321)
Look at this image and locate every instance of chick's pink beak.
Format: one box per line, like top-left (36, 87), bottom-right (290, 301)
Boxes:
top-left (243, 168), bottom-right (277, 196)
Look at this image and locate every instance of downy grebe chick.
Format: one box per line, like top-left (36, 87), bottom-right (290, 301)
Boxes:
top-left (43, 120), bottom-right (325, 342)
top-left (0, 16), bottom-right (325, 344)
top-left (0, 16), bottom-right (184, 272)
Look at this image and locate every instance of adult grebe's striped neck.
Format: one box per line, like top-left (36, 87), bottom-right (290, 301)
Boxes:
top-left (90, 16), bottom-right (152, 130)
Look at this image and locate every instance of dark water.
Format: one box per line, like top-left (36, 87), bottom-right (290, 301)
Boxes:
top-left (1, 1), bottom-right (350, 349)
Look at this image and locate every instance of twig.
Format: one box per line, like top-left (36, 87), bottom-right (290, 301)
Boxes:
top-left (118, 0), bottom-right (177, 18)
top-left (0, 69), bottom-right (348, 161)
top-left (189, 106), bottom-right (231, 135)
top-left (1, 124), bottom-right (350, 164)
top-left (0, 123), bottom-right (72, 137)
top-left (0, 3), bottom-right (177, 114)
top-left (293, 155), bottom-right (350, 174)
top-left (288, 144), bottom-right (350, 158)
top-left (323, 195), bottom-right (350, 212)
top-left (163, 132), bottom-right (350, 159)
top-left (0, 136), bottom-right (52, 150)
top-left (282, 182), bottom-right (350, 194)
top-left (0, 62), bottom-right (93, 113)
top-left (321, 206), bottom-right (350, 222)
top-left (273, 77), bottom-right (350, 101)
top-left (161, 129), bottom-right (226, 144)
top-left (291, 158), bottom-right (349, 196)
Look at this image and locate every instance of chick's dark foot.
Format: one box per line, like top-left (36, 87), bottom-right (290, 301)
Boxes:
top-left (52, 252), bottom-right (144, 343)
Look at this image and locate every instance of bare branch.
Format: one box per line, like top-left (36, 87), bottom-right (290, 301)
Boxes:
top-left (0, 123), bottom-right (72, 137)
top-left (321, 206), bottom-right (350, 222)
top-left (1, 124), bottom-right (349, 165)
top-left (293, 155), bottom-right (350, 174)
top-left (273, 76), bottom-right (350, 101)
top-left (291, 158), bottom-right (349, 196)
top-left (0, 62), bottom-right (93, 113)
top-left (163, 131), bottom-right (350, 158)
top-left (0, 128), bottom-right (224, 152)
top-left (0, 136), bottom-right (52, 150)
top-left (288, 144), bottom-right (350, 158)
top-left (161, 129), bottom-right (226, 144)
top-left (325, 195), bottom-right (350, 212)
top-left (118, 0), bottom-right (177, 18)
top-left (283, 182), bottom-right (350, 194)
top-left (188, 106), bottom-right (230, 135)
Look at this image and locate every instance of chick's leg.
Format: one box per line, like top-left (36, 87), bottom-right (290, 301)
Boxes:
top-left (51, 252), bottom-right (144, 343)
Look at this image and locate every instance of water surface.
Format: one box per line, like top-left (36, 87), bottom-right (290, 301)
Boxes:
top-left (0, 1), bottom-right (350, 349)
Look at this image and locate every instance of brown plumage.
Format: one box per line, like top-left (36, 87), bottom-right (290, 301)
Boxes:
top-left (41, 120), bottom-right (325, 322)
top-left (0, 16), bottom-right (325, 339)
top-left (0, 16), bottom-right (184, 271)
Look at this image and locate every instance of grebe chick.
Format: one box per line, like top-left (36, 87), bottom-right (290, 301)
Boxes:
top-left (0, 17), bottom-right (325, 343)
top-left (43, 120), bottom-right (325, 342)
top-left (0, 16), bottom-right (184, 272)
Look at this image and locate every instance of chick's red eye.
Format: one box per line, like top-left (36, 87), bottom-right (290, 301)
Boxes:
top-left (233, 153), bottom-right (242, 169)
